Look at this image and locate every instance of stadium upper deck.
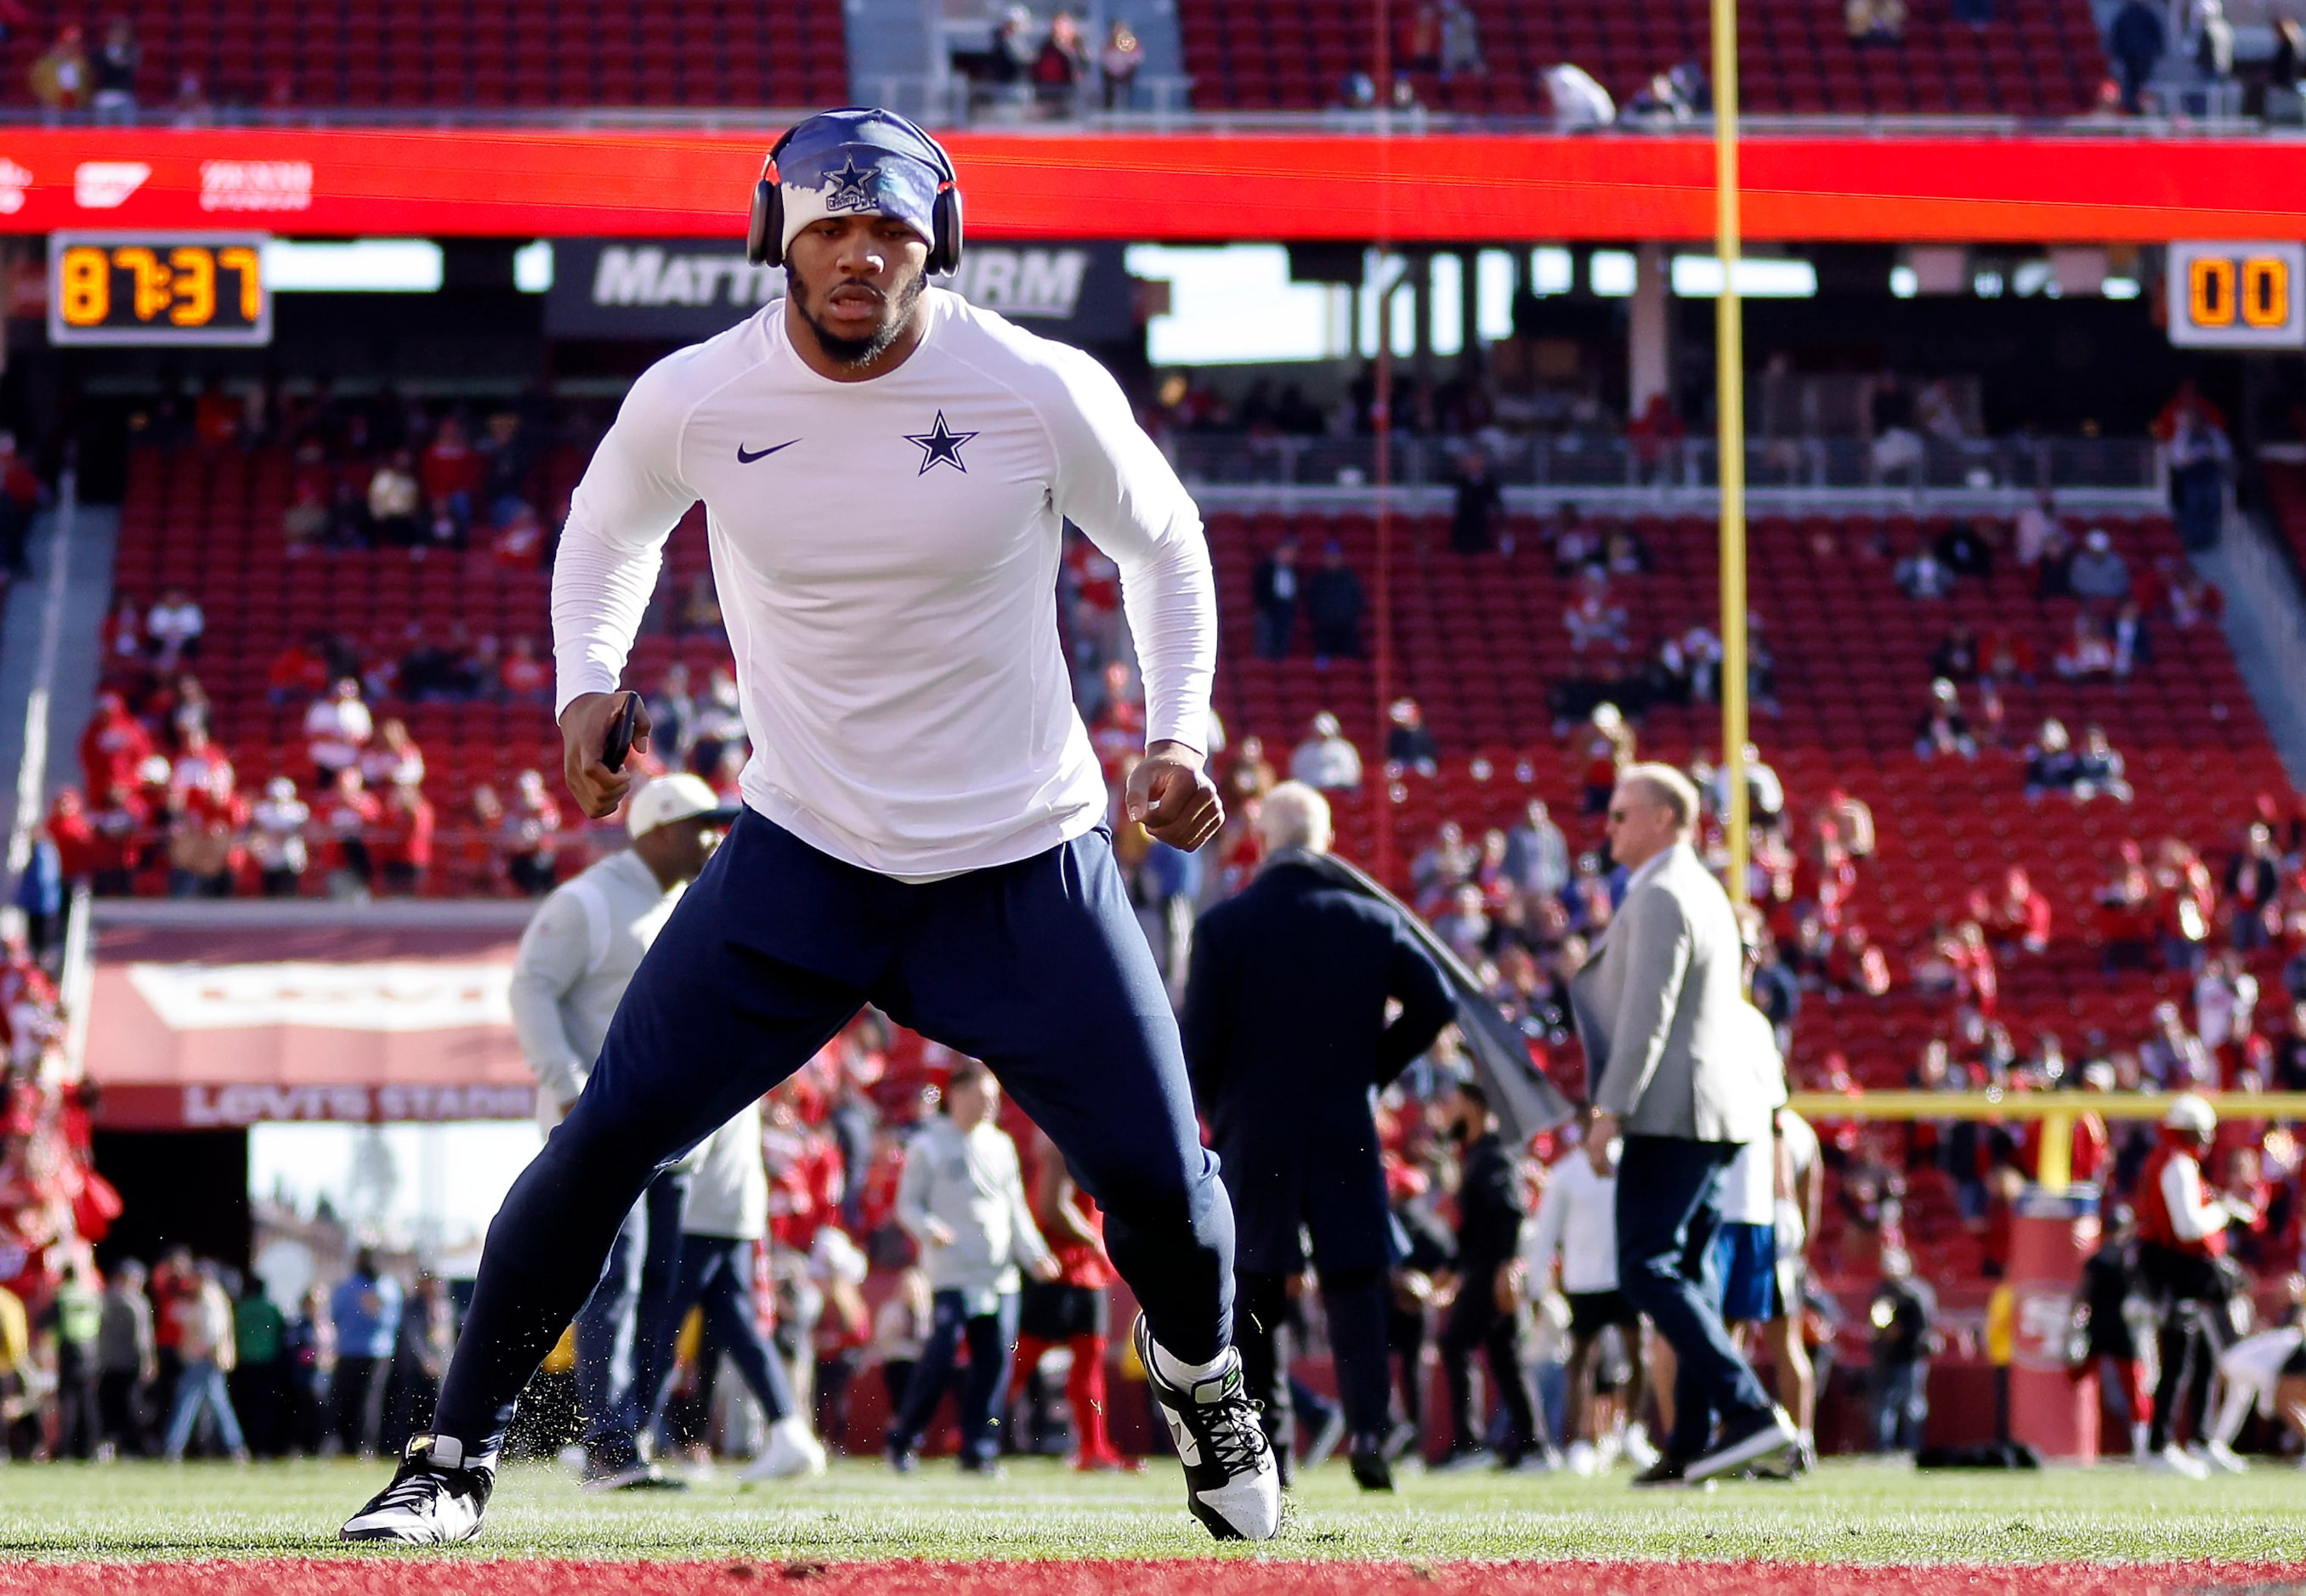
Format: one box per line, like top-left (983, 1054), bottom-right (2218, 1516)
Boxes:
top-left (0, 0), bottom-right (2275, 132)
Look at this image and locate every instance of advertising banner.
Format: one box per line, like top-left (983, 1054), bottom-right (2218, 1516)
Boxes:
top-left (85, 917), bottom-right (535, 1128)
top-left (546, 236), bottom-right (1134, 343)
top-left (0, 127), bottom-right (2288, 243)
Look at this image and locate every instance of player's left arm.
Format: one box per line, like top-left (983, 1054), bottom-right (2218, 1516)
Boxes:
top-left (1045, 351), bottom-right (1221, 852)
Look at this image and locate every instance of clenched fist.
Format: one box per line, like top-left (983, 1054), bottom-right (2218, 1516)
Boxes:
top-left (1126, 739), bottom-right (1224, 852)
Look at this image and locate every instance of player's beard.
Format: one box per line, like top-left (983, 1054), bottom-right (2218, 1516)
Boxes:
top-left (792, 261), bottom-right (927, 369)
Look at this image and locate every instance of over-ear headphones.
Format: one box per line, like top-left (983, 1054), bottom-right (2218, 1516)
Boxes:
top-left (745, 107), bottom-right (964, 276)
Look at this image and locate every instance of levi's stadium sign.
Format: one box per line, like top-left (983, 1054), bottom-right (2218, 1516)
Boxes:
top-left (84, 915), bottom-right (539, 1129)
top-left (546, 236), bottom-right (1133, 343)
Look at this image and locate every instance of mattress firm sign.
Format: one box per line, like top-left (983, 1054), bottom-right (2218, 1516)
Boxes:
top-left (547, 238), bottom-right (1134, 344)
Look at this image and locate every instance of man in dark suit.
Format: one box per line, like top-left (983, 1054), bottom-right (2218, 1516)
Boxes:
top-left (1250, 537), bottom-right (1300, 659)
top-left (1305, 540), bottom-right (1366, 660)
top-left (1183, 780), bottom-right (1453, 1491)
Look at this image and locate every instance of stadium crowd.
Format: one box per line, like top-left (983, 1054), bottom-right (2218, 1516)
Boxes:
top-left (10, 485), bottom-right (2306, 1474)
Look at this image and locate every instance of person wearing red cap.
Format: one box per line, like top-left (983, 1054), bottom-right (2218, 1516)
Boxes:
top-left (2134, 1093), bottom-right (2255, 1477)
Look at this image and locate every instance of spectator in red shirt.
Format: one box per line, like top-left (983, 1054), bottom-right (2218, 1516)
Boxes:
top-left (315, 768), bottom-right (382, 897)
top-left (490, 502), bottom-right (546, 569)
top-left (1980, 627), bottom-right (2037, 686)
top-left (1086, 660), bottom-right (1143, 778)
top-left (46, 790), bottom-right (99, 888)
top-left (1986, 866), bottom-right (2052, 957)
top-left (87, 781), bottom-right (150, 897)
top-left (500, 635), bottom-right (551, 705)
top-left (420, 415), bottom-right (482, 535)
top-left (78, 692), bottom-right (152, 800)
top-left (376, 784), bottom-right (436, 897)
top-left (100, 595), bottom-right (144, 665)
top-left (268, 634), bottom-right (332, 707)
top-left (1064, 529), bottom-right (1124, 665)
top-left (168, 727), bottom-right (235, 818)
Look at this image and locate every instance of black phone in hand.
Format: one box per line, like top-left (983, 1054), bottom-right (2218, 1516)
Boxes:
top-left (603, 691), bottom-right (639, 773)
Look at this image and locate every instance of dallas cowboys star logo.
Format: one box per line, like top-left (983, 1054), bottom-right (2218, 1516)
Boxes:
top-left (823, 155), bottom-right (878, 213)
top-left (904, 411), bottom-right (978, 475)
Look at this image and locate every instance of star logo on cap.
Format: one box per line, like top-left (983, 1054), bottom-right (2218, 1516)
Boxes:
top-left (904, 411), bottom-right (978, 475)
top-left (823, 154), bottom-right (880, 213)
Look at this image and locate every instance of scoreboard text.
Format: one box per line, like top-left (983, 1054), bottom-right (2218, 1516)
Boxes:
top-left (48, 232), bottom-right (272, 347)
top-left (2167, 241), bottom-right (2306, 348)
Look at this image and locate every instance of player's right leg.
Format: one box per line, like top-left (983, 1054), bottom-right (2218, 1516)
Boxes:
top-left (889, 826), bottom-right (1276, 1540)
top-left (342, 812), bottom-right (877, 1543)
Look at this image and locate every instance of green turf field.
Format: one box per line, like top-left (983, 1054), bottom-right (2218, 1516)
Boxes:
top-left (1, 1457), bottom-right (2299, 1565)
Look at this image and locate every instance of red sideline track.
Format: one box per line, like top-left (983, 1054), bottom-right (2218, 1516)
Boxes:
top-left (2, 1563), bottom-right (2298, 1596)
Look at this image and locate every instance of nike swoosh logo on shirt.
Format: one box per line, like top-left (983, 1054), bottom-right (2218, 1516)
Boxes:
top-left (736, 440), bottom-right (799, 464)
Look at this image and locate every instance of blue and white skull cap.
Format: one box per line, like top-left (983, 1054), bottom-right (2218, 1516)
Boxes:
top-left (773, 108), bottom-right (947, 256)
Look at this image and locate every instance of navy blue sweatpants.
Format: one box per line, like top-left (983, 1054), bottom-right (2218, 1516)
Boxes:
top-left (435, 811), bottom-right (1235, 1455)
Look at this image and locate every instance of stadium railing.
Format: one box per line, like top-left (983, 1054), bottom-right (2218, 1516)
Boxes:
top-left (0, 106), bottom-right (2275, 137)
top-left (1169, 433), bottom-right (2164, 501)
top-left (1784, 1089), bottom-right (2305, 1194)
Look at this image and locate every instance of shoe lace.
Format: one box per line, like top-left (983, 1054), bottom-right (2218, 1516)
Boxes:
top-left (1200, 1394), bottom-right (1269, 1475)
top-left (373, 1461), bottom-right (457, 1514)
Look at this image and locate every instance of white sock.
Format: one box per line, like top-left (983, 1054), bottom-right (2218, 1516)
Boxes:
top-left (1149, 1338), bottom-right (1229, 1389)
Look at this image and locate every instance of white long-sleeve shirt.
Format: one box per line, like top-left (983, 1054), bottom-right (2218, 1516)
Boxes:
top-left (552, 289), bottom-right (1216, 880)
top-left (896, 1114), bottom-right (1051, 1303)
top-left (2159, 1151), bottom-right (2238, 1243)
top-left (683, 1098), bottom-right (768, 1242)
top-left (507, 848), bottom-right (683, 1125)
top-left (1522, 1147), bottom-right (1620, 1295)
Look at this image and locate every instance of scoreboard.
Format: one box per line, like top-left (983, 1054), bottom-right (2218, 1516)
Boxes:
top-left (2166, 241), bottom-right (2305, 349)
top-left (48, 231), bottom-right (271, 347)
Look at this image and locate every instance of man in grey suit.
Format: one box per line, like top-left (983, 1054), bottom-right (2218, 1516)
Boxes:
top-left (1572, 762), bottom-right (1793, 1486)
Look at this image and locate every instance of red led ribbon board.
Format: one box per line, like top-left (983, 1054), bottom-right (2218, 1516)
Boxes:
top-left (0, 128), bottom-right (2298, 242)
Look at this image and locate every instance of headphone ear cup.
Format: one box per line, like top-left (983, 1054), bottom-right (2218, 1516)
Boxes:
top-left (747, 178), bottom-right (781, 268)
top-left (932, 185), bottom-right (963, 276)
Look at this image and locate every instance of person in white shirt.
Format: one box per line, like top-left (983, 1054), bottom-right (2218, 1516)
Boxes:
top-left (161, 1262), bottom-right (247, 1463)
top-left (505, 772), bottom-right (734, 1492)
top-left (1524, 1105), bottom-right (1653, 1474)
top-left (1767, 1108), bottom-right (1823, 1467)
top-left (1289, 711), bottom-right (1363, 792)
top-left (303, 678), bottom-right (372, 788)
top-left (348, 108), bottom-right (1274, 1549)
top-left (630, 1097), bottom-right (827, 1485)
top-left (248, 777), bottom-right (311, 897)
top-left (144, 586), bottom-right (205, 670)
top-left (887, 1061), bottom-right (1057, 1473)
